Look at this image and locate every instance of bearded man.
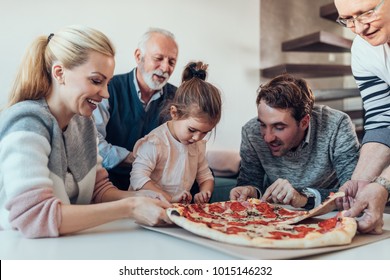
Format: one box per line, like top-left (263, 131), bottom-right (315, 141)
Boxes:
top-left (94, 28), bottom-right (178, 190)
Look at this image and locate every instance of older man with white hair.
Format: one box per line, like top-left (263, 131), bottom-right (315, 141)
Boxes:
top-left (94, 28), bottom-right (179, 190)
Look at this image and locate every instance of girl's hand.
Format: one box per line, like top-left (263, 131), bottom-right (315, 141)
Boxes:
top-left (171, 190), bottom-right (192, 204)
top-left (194, 190), bottom-right (211, 204)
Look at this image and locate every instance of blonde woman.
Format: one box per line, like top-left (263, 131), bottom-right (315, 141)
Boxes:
top-left (0, 25), bottom-right (171, 238)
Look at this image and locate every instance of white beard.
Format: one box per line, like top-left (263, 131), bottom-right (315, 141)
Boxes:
top-left (139, 63), bottom-right (170, 90)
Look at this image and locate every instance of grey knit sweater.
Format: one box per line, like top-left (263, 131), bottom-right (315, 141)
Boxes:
top-left (0, 99), bottom-right (110, 237)
top-left (237, 105), bottom-right (360, 202)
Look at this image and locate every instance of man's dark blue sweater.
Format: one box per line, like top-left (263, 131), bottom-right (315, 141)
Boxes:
top-left (105, 69), bottom-right (176, 190)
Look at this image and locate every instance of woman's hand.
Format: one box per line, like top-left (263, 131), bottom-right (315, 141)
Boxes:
top-left (125, 197), bottom-right (172, 226)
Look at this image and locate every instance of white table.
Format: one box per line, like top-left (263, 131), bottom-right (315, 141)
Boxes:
top-left (1, 214), bottom-right (390, 260)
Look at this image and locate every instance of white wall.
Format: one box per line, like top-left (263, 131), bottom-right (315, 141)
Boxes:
top-left (0, 0), bottom-right (260, 152)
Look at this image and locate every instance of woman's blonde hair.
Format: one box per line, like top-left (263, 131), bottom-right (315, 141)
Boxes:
top-left (8, 25), bottom-right (115, 106)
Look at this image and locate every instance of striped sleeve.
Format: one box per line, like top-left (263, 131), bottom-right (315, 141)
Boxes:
top-left (351, 36), bottom-right (390, 132)
top-left (353, 75), bottom-right (390, 130)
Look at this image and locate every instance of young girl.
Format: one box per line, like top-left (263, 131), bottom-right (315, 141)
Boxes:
top-left (130, 62), bottom-right (222, 203)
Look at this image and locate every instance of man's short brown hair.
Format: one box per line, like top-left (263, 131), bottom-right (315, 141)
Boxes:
top-left (256, 73), bottom-right (314, 121)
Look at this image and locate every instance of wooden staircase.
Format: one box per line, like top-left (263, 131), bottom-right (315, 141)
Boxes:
top-left (260, 1), bottom-right (364, 140)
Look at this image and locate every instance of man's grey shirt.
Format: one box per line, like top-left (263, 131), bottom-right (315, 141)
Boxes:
top-left (237, 105), bottom-right (360, 202)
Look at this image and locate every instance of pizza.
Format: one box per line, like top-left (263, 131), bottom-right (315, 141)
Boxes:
top-left (166, 192), bottom-right (357, 249)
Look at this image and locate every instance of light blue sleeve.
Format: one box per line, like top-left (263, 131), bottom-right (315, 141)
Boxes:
top-left (92, 99), bottom-right (130, 169)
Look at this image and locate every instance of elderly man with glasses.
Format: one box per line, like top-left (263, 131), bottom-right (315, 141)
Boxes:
top-left (334, 0), bottom-right (390, 234)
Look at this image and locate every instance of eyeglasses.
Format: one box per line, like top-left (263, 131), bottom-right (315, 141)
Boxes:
top-left (336, 0), bottom-right (385, 28)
